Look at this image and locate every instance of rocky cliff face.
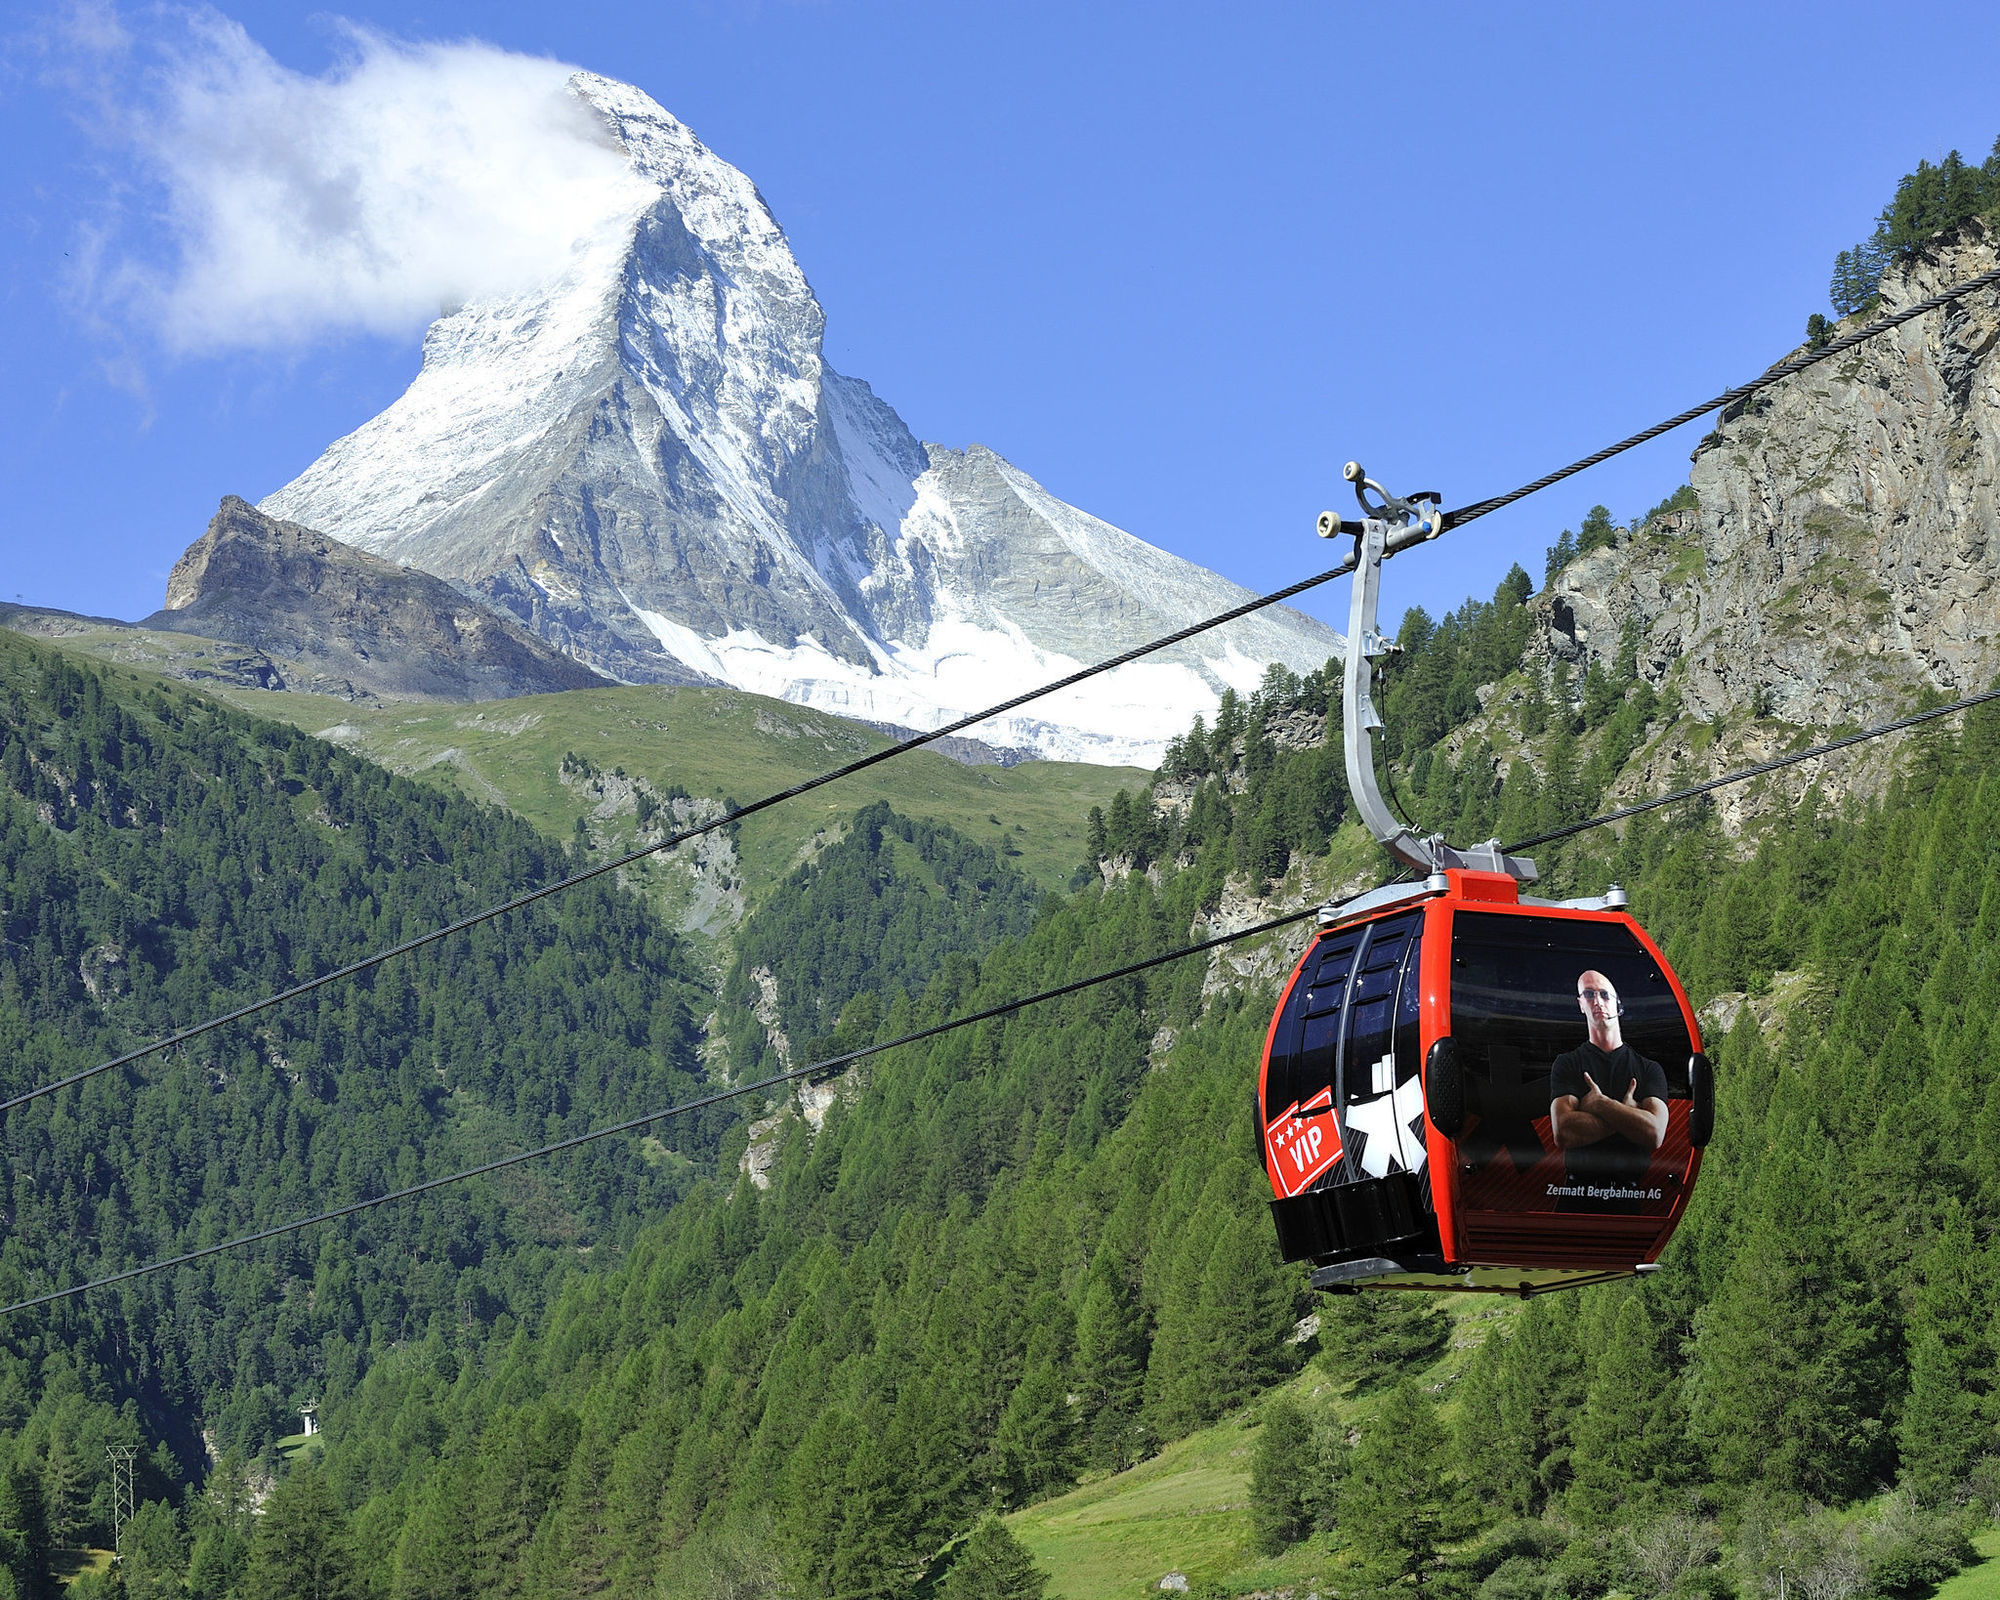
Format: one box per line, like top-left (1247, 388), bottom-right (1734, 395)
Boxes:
top-left (1476, 221), bottom-right (2000, 821)
top-left (146, 497), bottom-right (611, 702)
top-left (1541, 220), bottom-right (2000, 722)
top-left (1338, 220), bottom-right (2000, 851)
top-left (258, 72), bottom-right (1340, 764)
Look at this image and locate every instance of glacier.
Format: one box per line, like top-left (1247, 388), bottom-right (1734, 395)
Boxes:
top-left (260, 71), bottom-right (1342, 765)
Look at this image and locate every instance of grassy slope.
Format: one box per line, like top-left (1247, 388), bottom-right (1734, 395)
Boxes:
top-left (1010, 1298), bottom-right (1514, 1600)
top-left (1939, 1532), bottom-right (2000, 1600)
top-left (1019, 1325), bottom-right (2000, 1600)
top-left (195, 682), bottom-right (1141, 902)
top-left (54, 1548), bottom-right (114, 1589)
top-left (4, 623), bottom-right (1143, 914)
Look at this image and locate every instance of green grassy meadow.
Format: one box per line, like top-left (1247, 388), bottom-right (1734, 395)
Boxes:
top-left (1008, 1415), bottom-right (1262, 1600)
top-left (1938, 1531), bottom-right (2000, 1600)
top-left (202, 681), bottom-right (1143, 903)
top-left (54, 1548), bottom-right (113, 1589)
top-left (7, 626), bottom-right (1145, 913)
top-left (1009, 1297), bottom-right (1515, 1599)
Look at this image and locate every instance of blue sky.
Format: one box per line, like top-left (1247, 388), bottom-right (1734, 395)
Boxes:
top-left (4, 0), bottom-right (2000, 638)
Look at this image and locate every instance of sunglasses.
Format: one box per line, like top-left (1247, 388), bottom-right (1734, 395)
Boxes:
top-left (1579, 987), bottom-right (1616, 1002)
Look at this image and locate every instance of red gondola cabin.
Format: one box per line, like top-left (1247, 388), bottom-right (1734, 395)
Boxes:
top-left (1257, 868), bottom-right (1711, 1295)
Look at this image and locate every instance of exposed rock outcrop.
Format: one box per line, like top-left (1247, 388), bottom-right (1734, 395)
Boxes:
top-left (146, 497), bottom-right (612, 702)
top-left (1535, 220), bottom-right (2000, 727)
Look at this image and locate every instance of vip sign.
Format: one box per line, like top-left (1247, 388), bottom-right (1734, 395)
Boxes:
top-left (1264, 1085), bottom-right (1341, 1197)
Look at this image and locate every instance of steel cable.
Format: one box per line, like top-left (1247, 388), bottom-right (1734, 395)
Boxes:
top-left (0, 558), bottom-right (1357, 1118)
top-left (8, 679), bottom-right (1999, 1315)
top-left (17, 256), bottom-right (1999, 1121)
top-left (11, 250), bottom-right (2000, 1328)
top-left (1503, 685), bottom-right (2000, 854)
top-left (1443, 260), bottom-right (2000, 531)
top-left (0, 905), bottom-right (1322, 1317)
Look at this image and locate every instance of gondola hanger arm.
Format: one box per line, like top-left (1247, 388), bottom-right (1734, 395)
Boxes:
top-left (1321, 462), bottom-right (1539, 885)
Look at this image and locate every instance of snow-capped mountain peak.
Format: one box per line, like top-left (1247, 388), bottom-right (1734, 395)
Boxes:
top-left (260, 71), bottom-right (1341, 764)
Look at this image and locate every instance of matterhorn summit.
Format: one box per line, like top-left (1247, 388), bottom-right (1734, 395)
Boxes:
top-left (261, 72), bottom-right (1341, 763)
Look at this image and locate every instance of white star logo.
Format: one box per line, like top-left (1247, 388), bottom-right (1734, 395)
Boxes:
top-left (1343, 1058), bottom-right (1428, 1179)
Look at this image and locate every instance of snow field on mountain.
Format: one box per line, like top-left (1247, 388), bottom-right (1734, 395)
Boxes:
top-left (623, 600), bottom-right (1269, 766)
top-left (262, 68), bottom-right (1342, 762)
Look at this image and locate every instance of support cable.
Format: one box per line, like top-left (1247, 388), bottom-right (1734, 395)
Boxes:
top-left (0, 560), bottom-right (1359, 1119)
top-left (1502, 684), bottom-right (2000, 854)
top-left (0, 905), bottom-right (1321, 1317)
top-left (11, 678), bottom-right (2000, 1317)
top-left (16, 258), bottom-right (2000, 1121)
top-left (1443, 260), bottom-right (2000, 531)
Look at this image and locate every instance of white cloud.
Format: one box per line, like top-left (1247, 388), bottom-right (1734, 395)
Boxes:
top-left (85, 10), bottom-right (656, 352)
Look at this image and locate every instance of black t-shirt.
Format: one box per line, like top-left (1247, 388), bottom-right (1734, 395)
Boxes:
top-left (1548, 1041), bottom-right (1670, 1186)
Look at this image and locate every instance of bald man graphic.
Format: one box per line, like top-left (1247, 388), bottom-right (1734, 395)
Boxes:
top-left (1547, 969), bottom-right (1669, 1209)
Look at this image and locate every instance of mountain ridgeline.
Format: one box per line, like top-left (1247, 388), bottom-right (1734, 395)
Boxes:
top-left (147, 497), bottom-right (611, 703)
top-left (253, 71), bottom-right (1341, 764)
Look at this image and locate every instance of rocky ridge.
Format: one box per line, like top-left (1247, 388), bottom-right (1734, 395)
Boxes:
top-left (1540, 220), bottom-right (2000, 721)
top-left (145, 497), bottom-right (610, 703)
top-left (1435, 222), bottom-right (2000, 828)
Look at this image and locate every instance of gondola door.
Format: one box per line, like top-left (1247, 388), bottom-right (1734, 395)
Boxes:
top-left (1442, 902), bottom-right (1703, 1272)
top-left (1335, 913), bottom-right (1428, 1185)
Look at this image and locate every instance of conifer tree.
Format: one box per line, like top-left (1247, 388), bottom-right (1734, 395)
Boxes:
top-left (995, 1352), bottom-right (1078, 1505)
top-left (778, 1408), bottom-right (917, 1600)
top-left (0, 1468), bottom-right (49, 1600)
top-left (1537, 719), bottom-right (1585, 853)
top-left (1897, 1202), bottom-right (1995, 1504)
top-left (186, 1453), bottom-right (255, 1600)
top-left (1248, 1397), bottom-right (1313, 1555)
top-left (1830, 249), bottom-right (1869, 317)
top-left (1688, 1128), bottom-right (1892, 1500)
top-left (600, 1412), bottom-right (679, 1597)
top-left (118, 1501), bottom-right (186, 1600)
top-left (1143, 1178), bottom-right (1298, 1439)
top-left (1213, 688), bottom-right (1245, 748)
top-left (541, 1408), bottom-right (624, 1597)
top-left (243, 1466), bottom-right (356, 1600)
top-left (390, 1457), bottom-right (479, 1600)
top-left (1454, 1296), bottom-right (1584, 1516)
top-left (1316, 1292), bottom-right (1449, 1391)
top-left (1576, 505), bottom-right (1618, 557)
top-left (1339, 1380), bottom-right (1452, 1588)
top-left (38, 1446), bottom-right (86, 1556)
top-left (1211, 1211), bottom-right (1304, 1395)
top-left (1073, 1256), bottom-right (1149, 1471)
top-left (1564, 1296), bottom-right (1680, 1522)
top-left (825, 1427), bottom-right (907, 1600)
top-left (1545, 531), bottom-right (1577, 585)
top-left (472, 1407), bottom-right (578, 1600)
top-left (1140, 1219), bottom-right (1215, 1440)
top-left (937, 1517), bottom-right (1048, 1600)
top-left (1518, 675), bottom-right (1549, 738)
